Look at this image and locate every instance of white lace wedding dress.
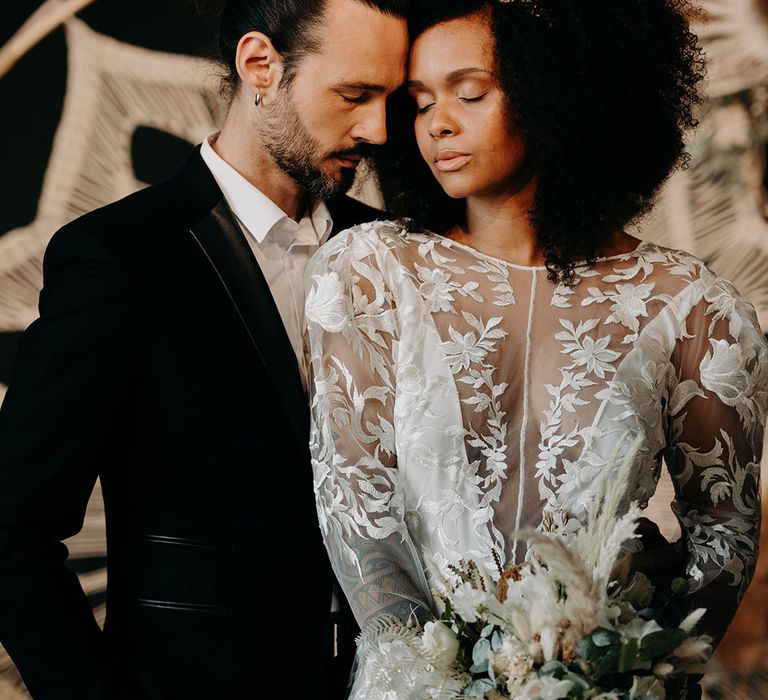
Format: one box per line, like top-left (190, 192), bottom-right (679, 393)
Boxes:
top-left (305, 221), bottom-right (767, 698)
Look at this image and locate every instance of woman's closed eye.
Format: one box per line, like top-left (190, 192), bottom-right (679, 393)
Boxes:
top-left (459, 94), bottom-right (486, 104)
top-left (416, 94), bottom-right (486, 114)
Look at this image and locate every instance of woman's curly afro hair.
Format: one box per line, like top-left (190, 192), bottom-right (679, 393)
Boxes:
top-left (374, 0), bottom-right (705, 284)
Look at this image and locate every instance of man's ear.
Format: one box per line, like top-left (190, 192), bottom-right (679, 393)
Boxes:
top-left (235, 31), bottom-right (284, 104)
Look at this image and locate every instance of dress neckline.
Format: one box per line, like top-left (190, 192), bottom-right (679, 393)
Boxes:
top-left (436, 234), bottom-right (650, 272)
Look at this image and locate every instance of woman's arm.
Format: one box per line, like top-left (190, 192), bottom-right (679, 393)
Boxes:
top-left (305, 228), bottom-right (432, 631)
top-left (665, 275), bottom-right (767, 646)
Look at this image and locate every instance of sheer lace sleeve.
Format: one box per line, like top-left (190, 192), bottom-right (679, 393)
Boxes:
top-left (305, 226), bottom-right (433, 635)
top-left (665, 274), bottom-right (767, 644)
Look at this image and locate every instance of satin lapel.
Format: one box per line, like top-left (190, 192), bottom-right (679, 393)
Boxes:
top-left (189, 201), bottom-right (309, 446)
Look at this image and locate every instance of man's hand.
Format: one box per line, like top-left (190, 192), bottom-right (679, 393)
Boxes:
top-left (629, 517), bottom-right (683, 591)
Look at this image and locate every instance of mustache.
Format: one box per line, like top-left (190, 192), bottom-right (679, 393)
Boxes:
top-left (329, 144), bottom-right (376, 159)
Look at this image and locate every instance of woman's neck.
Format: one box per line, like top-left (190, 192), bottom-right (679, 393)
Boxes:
top-left (447, 181), bottom-right (642, 266)
top-left (448, 179), bottom-right (543, 267)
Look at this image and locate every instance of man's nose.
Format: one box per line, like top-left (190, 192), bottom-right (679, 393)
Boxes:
top-left (351, 101), bottom-right (388, 145)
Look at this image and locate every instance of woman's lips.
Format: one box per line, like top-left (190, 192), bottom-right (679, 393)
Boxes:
top-left (434, 153), bottom-right (472, 172)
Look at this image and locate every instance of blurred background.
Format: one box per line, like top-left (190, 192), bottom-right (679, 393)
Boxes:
top-left (0, 0), bottom-right (767, 697)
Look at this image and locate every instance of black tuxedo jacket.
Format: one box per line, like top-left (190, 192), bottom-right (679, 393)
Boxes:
top-left (0, 149), bottom-right (376, 699)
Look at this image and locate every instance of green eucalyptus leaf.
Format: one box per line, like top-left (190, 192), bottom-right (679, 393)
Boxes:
top-left (463, 678), bottom-right (495, 697)
top-left (618, 638), bottom-right (640, 673)
top-left (637, 608), bottom-right (658, 621)
top-left (576, 636), bottom-right (601, 663)
top-left (639, 628), bottom-right (687, 661)
top-left (563, 671), bottom-right (592, 690)
top-left (592, 628), bottom-right (620, 648)
top-left (593, 647), bottom-right (619, 679)
top-left (540, 660), bottom-right (568, 677)
top-left (481, 624), bottom-right (494, 639)
top-left (469, 661), bottom-right (488, 674)
top-left (472, 638), bottom-right (491, 666)
top-left (491, 630), bottom-right (504, 652)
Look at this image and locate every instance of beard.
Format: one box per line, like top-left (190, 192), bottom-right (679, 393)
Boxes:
top-left (261, 84), bottom-right (371, 200)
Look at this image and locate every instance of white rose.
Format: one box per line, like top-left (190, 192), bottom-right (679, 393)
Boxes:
top-left (451, 581), bottom-right (490, 623)
top-left (420, 621), bottom-right (460, 670)
top-left (517, 675), bottom-right (574, 700)
top-left (305, 272), bottom-right (351, 333)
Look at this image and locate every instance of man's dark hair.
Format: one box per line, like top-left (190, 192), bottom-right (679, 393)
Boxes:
top-left (376, 0), bottom-right (705, 284)
top-left (217, 0), bottom-right (408, 98)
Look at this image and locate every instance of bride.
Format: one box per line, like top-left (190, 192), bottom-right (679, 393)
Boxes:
top-left (305, 0), bottom-right (767, 694)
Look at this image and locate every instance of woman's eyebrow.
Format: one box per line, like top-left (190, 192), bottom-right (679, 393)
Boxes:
top-left (407, 67), bottom-right (489, 90)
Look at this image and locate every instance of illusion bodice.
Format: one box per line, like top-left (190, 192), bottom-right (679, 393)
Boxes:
top-left (306, 221), bottom-right (766, 645)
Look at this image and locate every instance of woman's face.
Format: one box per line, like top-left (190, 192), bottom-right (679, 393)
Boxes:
top-left (407, 13), bottom-right (528, 200)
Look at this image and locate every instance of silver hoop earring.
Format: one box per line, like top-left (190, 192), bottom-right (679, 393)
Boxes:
top-left (254, 91), bottom-right (262, 107)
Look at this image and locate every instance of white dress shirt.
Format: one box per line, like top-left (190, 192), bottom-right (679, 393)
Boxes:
top-left (200, 134), bottom-right (341, 616)
top-left (200, 133), bottom-right (333, 392)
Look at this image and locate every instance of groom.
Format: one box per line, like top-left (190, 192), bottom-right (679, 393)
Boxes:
top-left (0, 0), bottom-right (407, 697)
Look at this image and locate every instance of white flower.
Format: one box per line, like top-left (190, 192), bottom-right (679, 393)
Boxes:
top-left (670, 636), bottom-right (711, 662)
top-left (605, 283), bottom-right (654, 332)
top-left (678, 608), bottom-right (706, 634)
top-left (619, 616), bottom-right (663, 642)
top-left (420, 621), bottom-right (460, 670)
top-left (699, 338), bottom-right (750, 406)
top-left (491, 636), bottom-right (535, 684)
top-left (568, 335), bottom-right (620, 379)
top-left (358, 629), bottom-right (467, 699)
top-left (516, 674), bottom-right (574, 699)
top-left (653, 662), bottom-right (674, 679)
top-left (305, 272), bottom-right (351, 333)
top-left (629, 675), bottom-right (665, 699)
top-left (442, 328), bottom-right (487, 372)
top-left (451, 581), bottom-right (490, 623)
top-left (417, 265), bottom-right (456, 313)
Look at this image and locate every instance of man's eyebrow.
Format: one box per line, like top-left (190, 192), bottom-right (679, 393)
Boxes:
top-left (407, 67), bottom-right (490, 90)
top-left (335, 81), bottom-right (388, 92)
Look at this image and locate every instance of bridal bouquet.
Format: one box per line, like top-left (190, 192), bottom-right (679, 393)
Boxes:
top-left (354, 445), bottom-right (711, 699)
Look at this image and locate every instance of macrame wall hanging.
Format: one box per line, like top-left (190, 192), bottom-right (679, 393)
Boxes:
top-left (634, 0), bottom-right (768, 330)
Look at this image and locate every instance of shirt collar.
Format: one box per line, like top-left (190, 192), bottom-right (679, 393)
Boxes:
top-left (200, 133), bottom-right (333, 246)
